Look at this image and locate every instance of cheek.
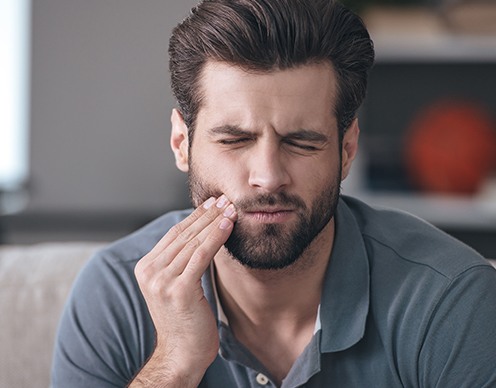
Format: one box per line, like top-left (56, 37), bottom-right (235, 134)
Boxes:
top-left (293, 155), bottom-right (341, 199)
top-left (298, 167), bottom-right (327, 199)
top-left (294, 153), bottom-right (339, 181)
top-left (191, 150), bottom-right (244, 196)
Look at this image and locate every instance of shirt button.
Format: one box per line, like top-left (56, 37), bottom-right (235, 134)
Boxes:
top-left (256, 373), bottom-right (270, 385)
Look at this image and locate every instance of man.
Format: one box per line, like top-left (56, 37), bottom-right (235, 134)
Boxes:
top-left (52, 0), bottom-right (496, 387)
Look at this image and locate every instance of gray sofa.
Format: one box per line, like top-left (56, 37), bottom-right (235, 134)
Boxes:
top-left (0, 242), bottom-right (494, 388)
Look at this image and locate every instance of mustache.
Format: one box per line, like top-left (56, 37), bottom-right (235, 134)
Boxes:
top-left (234, 192), bottom-right (306, 212)
top-left (187, 170), bottom-right (305, 211)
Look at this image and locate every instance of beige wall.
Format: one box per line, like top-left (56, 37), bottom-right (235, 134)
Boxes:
top-left (28, 0), bottom-right (198, 214)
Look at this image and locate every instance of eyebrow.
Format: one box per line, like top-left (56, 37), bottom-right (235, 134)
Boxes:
top-left (209, 125), bottom-right (328, 143)
top-left (285, 129), bottom-right (329, 143)
top-left (209, 125), bottom-right (253, 137)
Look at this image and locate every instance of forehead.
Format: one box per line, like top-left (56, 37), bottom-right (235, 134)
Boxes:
top-left (196, 61), bottom-right (338, 132)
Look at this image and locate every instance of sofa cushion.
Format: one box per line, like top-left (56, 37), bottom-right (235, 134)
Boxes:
top-left (0, 242), bottom-right (106, 388)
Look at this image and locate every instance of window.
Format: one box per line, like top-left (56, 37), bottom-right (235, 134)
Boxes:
top-left (0, 0), bottom-right (31, 195)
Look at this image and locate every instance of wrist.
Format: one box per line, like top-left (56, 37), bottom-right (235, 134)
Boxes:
top-left (128, 349), bottom-right (207, 388)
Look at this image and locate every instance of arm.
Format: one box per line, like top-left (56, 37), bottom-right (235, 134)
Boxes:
top-left (51, 247), bottom-right (155, 387)
top-left (51, 197), bottom-right (236, 387)
top-left (129, 196), bottom-right (237, 387)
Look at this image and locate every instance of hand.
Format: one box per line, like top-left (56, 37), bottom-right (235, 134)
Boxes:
top-left (130, 195), bottom-right (237, 387)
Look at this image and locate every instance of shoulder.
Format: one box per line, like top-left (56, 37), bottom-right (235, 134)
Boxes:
top-left (340, 195), bottom-right (491, 279)
top-left (339, 196), bottom-right (496, 384)
top-left (62, 208), bottom-right (193, 345)
top-left (68, 208), bottom-right (193, 320)
top-left (66, 208), bottom-right (192, 314)
top-left (52, 209), bottom-right (192, 386)
top-left (99, 209), bottom-right (192, 265)
top-left (79, 209), bottom-right (193, 281)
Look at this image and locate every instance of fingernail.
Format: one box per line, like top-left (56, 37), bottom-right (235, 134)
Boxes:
top-left (216, 195), bottom-right (228, 208)
top-left (203, 197), bottom-right (216, 209)
top-left (219, 218), bottom-right (232, 230)
top-left (223, 204), bottom-right (235, 218)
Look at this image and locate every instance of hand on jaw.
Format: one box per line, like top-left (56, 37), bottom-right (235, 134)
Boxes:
top-left (130, 195), bottom-right (237, 387)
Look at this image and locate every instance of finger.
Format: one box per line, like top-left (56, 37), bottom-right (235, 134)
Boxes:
top-left (180, 216), bottom-right (234, 281)
top-left (161, 195), bottom-right (233, 265)
top-left (166, 205), bottom-right (237, 275)
top-left (135, 197), bottom-right (218, 279)
top-left (141, 195), bottom-right (237, 274)
top-left (147, 196), bottom-right (217, 257)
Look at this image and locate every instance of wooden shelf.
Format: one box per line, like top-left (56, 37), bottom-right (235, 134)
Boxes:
top-left (363, 6), bottom-right (496, 62)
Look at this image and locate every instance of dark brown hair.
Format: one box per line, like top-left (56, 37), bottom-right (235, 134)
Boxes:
top-left (169, 0), bottom-right (374, 139)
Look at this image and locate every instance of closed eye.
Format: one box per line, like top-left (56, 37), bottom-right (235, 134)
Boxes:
top-left (283, 139), bottom-right (320, 152)
top-left (217, 138), bottom-right (252, 145)
top-left (283, 129), bottom-right (328, 152)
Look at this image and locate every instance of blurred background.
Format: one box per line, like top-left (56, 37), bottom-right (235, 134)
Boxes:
top-left (1, 0), bottom-right (496, 256)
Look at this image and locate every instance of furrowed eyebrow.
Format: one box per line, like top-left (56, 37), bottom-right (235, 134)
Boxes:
top-left (208, 125), bottom-right (253, 137)
top-left (208, 125), bottom-right (328, 143)
top-left (285, 129), bottom-right (328, 143)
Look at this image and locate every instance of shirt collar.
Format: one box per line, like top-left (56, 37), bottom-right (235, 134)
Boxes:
top-left (201, 196), bottom-right (370, 353)
top-left (207, 263), bottom-right (323, 335)
top-left (209, 263), bottom-right (228, 325)
top-left (319, 197), bottom-right (370, 352)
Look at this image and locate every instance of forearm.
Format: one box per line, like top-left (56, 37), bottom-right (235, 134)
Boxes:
top-left (128, 369), bottom-right (199, 388)
top-left (128, 351), bottom-right (206, 388)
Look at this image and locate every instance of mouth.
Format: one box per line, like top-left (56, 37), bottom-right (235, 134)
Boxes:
top-left (242, 208), bottom-right (295, 224)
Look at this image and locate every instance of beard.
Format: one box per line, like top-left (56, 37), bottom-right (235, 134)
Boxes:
top-left (188, 162), bottom-right (341, 270)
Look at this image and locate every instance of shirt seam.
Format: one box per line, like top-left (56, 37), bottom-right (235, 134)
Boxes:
top-left (361, 232), bottom-right (490, 280)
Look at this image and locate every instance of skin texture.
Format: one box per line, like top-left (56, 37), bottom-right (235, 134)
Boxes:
top-left (188, 146), bottom-right (341, 270)
top-left (131, 61), bottom-right (359, 386)
top-left (132, 197), bottom-right (237, 387)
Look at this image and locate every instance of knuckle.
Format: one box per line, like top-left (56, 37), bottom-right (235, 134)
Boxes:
top-left (169, 209), bottom-right (203, 236)
top-left (205, 227), bottom-right (226, 245)
top-left (168, 223), bottom-right (186, 239)
top-left (172, 280), bottom-right (190, 299)
top-left (183, 245), bottom-right (216, 276)
top-left (191, 246), bottom-right (210, 264)
top-left (134, 260), bottom-right (151, 282)
top-left (165, 280), bottom-right (191, 305)
top-left (171, 223), bottom-right (203, 247)
top-left (174, 279), bottom-right (195, 301)
top-left (177, 227), bottom-right (198, 245)
top-left (186, 236), bottom-right (202, 251)
top-left (135, 253), bottom-right (174, 285)
top-left (147, 278), bottom-right (159, 295)
top-left (149, 277), bottom-right (167, 296)
top-left (205, 206), bottom-right (222, 221)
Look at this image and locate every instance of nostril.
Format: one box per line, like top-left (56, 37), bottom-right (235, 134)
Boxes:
top-left (248, 166), bottom-right (290, 193)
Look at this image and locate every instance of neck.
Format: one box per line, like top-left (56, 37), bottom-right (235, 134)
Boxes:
top-left (213, 218), bottom-right (335, 329)
top-left (213, 219), bottom-right (335, 384)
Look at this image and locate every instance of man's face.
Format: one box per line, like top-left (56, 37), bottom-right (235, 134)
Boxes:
top-left (175, 61), bottom-right (353, 270)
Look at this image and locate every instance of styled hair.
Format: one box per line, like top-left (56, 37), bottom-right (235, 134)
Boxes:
top-left (169, 0), bottom-right (374, 139)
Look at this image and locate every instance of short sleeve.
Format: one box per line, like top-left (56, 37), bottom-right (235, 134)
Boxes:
top-left (51, 252), bottom-right (155, 387)
top-left (418, 265), bottom-right (496, 387)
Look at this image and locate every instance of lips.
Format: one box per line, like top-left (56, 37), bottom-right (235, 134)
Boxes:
top-left (243, 209), bottom-right (295, 223)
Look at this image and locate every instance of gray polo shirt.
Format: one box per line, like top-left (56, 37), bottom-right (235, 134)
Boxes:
top-left (52, 196), bottom-right (496, 387)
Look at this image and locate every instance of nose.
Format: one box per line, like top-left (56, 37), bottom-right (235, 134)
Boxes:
top-left (247, 140), bottom-right (291, 193)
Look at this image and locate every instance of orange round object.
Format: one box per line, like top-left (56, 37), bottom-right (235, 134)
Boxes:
top-left (405, 100), bottom-right (496, 195)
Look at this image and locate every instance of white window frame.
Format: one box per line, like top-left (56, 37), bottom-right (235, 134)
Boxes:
top-left (0, 0), bottom-right (31, 192)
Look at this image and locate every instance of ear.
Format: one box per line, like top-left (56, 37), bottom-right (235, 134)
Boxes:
top-left (170, 108), bottom-right (189, 172)
top-left (341, 118), bottom-right (359, 181)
